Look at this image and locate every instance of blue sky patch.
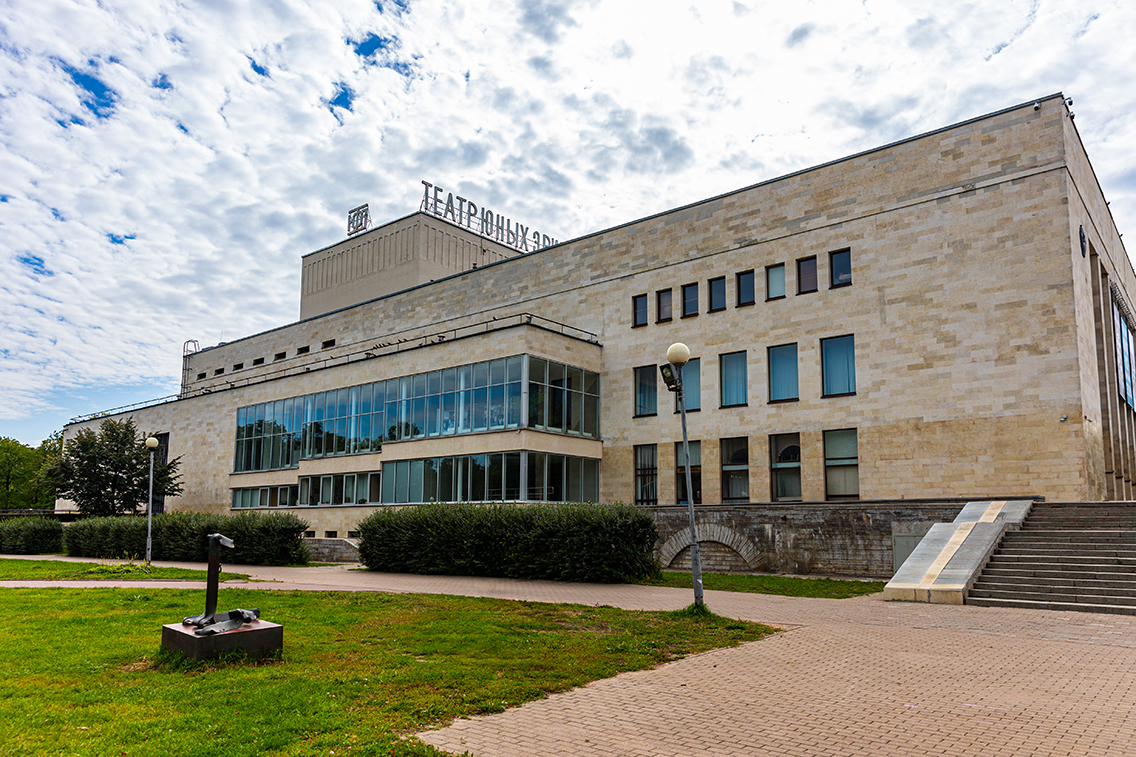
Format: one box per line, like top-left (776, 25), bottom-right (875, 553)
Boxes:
top-left (0, 195), bottom-right (8, 202)
top-left (18, 254), bottom-right (53, 277)
top-left (353, 33), bottom-right (394, 57)
top-left (107, 233), bottom-right (135, 245)
top-left (152, 73), bottom-right (172, 89)
top-left (176, 123), bottom-right (189, 134)
top-left (248, 57), bottom-right (268, 77)
top-left (375, 0), bottom-right (410, 15)
top-left (329, 83), bottom-right (354, 113)
top-left (58, 61), bottom-right (117, 118)
top-left (50, 208), bottom-right (63, 221)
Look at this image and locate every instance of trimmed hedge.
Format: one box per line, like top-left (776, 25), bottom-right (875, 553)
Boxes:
top-left (63, 511), bottom-right (310, 565)
top-left (357, 502), bottom-right (660, 583)
top-left (0, 517), bottom-right (64, 555)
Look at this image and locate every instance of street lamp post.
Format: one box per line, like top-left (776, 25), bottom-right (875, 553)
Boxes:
top-left (145, 436), bottom-right (159, 564)
top-left (660, 343), bottom-right (705, 609)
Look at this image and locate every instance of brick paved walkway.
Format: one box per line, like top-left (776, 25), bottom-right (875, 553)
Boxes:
top-left (5, 556), bottom-right (1136, 755)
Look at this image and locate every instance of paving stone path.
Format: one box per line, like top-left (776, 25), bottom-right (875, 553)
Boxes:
top-left (4, 557), bottom-right (1136, 755)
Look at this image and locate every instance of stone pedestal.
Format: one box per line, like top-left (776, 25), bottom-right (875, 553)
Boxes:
top-left (161, 620), bottom-right (283, 662)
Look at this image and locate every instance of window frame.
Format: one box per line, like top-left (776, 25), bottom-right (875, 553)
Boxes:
top-left (633, 365), bottom-right (658, 417)
top-left (821, 334), bottom-right (857, 398)
top-left (656, 288), bottom-right (673, 323)
top-left (675, 357), bottom-right (701, 413)
top-left (796, 256), bottom-right (818, 295)
top-left (770, 432), bottom-right (802, 502)
top-left (823, 428), bottom-right (859, 501)
top-left (720, 436), bottom-right (749, 503)
top-left (634, 444), bottom-right (658, 507)
top-left (675, 440), bottom-right (702, 505)
top-left (719, 351), bottom-right (748, 408)
top-left (768, 343), bottom-right (799, 403)
top-left (708, 276), bottom-right (727, 312)
top-left (766, 263), bottom-right (786, 301)
top-left (736, 270), bottom-right (755, 307)
top-left (631, 293), bottom-right (648, 328)
top-left (830, 248), bottom-right (852, 288)
top-left (681, 283), bottom-right (699, 318)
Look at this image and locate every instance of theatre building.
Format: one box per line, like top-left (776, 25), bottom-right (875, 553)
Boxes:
top-left (59, 94), bottom-right (1135, 540)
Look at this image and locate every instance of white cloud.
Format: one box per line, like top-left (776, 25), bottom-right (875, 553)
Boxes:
top-left (1, 0), bottom-right (1135, 443)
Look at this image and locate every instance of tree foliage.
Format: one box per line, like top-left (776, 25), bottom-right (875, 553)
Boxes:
top-left (45, 419), bottom-right (184, 517)
top-left (0, 437), bottom-right (48, 509)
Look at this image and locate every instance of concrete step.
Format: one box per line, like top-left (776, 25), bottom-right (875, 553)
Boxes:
top-left (1009, 530), bottom-right (1136, 540)
top-left (982, 560), bottom-right (1136, 575)
top-left (995, 546), bottom-right (1136, 558)
top-left (991, 552), bottom-right (1136, 565)
top-left (965, 596), bottom-right (1136, 615)
top-left (980, 569), bottom-right (1136, 588)
top-left (967, 586), bottom-right (1136, 604)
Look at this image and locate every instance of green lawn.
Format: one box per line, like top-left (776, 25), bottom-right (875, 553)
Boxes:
top-left (0, 588), bottom-right (775, 756)
top-left (645, 570), bottom-right (885, 598)
top-left (0, 558), bottom-right (248, 582)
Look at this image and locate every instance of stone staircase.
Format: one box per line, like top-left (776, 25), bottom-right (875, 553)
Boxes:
top-left (966, 502), bottom-right (1136, 615)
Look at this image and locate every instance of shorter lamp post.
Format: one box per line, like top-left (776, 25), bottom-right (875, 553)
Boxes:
top-left (659, 343), bottom-right (704, 608)
top-left (145, 436), bottom-right (159, 564)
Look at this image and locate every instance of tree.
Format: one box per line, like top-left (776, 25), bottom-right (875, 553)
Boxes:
top-left (0, 437), bottom-right (42, 509)
top-left (45, 419), bottom-right (184, 517)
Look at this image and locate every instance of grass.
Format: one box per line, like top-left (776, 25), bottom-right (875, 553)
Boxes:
top-left (644, 570), bottom-right (885, 599)
top-left (0, 558), bottom-right (249, 582)
top-left (0, 588), bottom-right (775, 756)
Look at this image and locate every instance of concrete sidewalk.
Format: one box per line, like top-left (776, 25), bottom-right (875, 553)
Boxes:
top-left (4, 555), bottom-right (1136, 755)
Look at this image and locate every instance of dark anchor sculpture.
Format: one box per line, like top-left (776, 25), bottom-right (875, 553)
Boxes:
top-left (183, 533), bottom-right (260, 636)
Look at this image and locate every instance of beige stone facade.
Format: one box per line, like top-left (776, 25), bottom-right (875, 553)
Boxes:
top-left (60, 95), bottom-right (1135, 534)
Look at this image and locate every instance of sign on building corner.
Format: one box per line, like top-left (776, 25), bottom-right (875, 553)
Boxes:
top-left (347, 204), bottom-right (370, 237)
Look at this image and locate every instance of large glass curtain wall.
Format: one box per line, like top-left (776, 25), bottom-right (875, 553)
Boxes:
top-left (1114, 300), bottom-right (1136, 408)
top-left (234, 355), bottom-right (601, 472)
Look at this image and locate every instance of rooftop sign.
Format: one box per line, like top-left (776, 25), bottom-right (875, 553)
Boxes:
top-left (420, 181), bottom-right (559, 253)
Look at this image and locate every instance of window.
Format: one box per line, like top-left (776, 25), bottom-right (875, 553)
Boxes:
top-left (196, 372), bottom-right (206, 380)
top-left (252, 357), bottom-right (265, 366)
top-left (233, 363), bottom-right (244, 371)
top-left (830, 249), bottom-right (852, 287)
top-left (676, 358), bottom-right (701, 412)
top-left (214, 368), bottom-right (224, 375)
top-left (824, 429), bottom-right (859, 500)
top-left (721, 437), bottom-right (749, 502)
top-left (675, 441), bottom-right (702, 504)
top-left (657, 289), bottom-right (673, 322)
top-left (768, 344), bottom-right (799, 402)
top-left (736, 270), bottom-right (755, 306)
top-left (634, 366), bottom-right (657, 416)
top-left (634, 444), bottom-right (658, 506)
top-left (821, 335), bottom-right (856, 396)
top-left (719, 351), bottom-right (747, 407)
top-left (797, 257), bottom-right (817, 294)
top-left (766, 264), bottom-right (786, 300)
top-left (297, 345), bottom-right (310, 355)
top-left (274, 351), bottom-right (286, 361)
top-left (770, 433), bottom-right (801, 501)
top-left (708, 277), bottom-right (726, 312)
top-left (632, 294), bottom-right (648, 327)
top-left (321, 339), bottom-right (336, 349)
top-left (681, 283), bottom-right (698, 317)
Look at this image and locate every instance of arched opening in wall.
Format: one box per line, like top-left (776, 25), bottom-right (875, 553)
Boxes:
top-left (668, 541), bottom-right (751, 573)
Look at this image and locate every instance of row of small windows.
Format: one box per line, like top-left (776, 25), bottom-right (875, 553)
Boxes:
top-left (633, 336), bottom-right (856, 416)
top-left (1113, 299), bottom-right (1136, 409)
top-left (232, 452), bottom-right (600, 508)
top-left (633, 429), bottom-right (859, 505)
top-left (631, 249), bottom-right (852, 327)
top-left (233, 355), bottom-right (602, 473)
top-left (196, 341), bottom-right (330, 380)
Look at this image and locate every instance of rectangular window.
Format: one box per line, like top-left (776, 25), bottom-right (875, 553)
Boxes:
top-left (632, 294), bottom-right (648, 327)
top-left (677, 357), bottom-right (701, 412)
top-left (821, 335), bottom-right (856, 396)
top-left (770, 433), bottom-right (802, 502)
top-left (736, 270), bottom-right (755, 306)
top-left (634, 366), bottom-right (657, 416)
top-left (768, 344), bottom-right (799, 402)
top-left (719, 351), bottom-right (748, 407)
top-left (708, 277), bottom-right (726, 312)
top-left (766, 263), bottom-right (786, 300)
top-left (797, 256), bottom-right (817, 294)
top-left (675, 441), bottom-right (702, 505)
top-left (634, 444), bottom-right (657, 506)
top-left (824, 429), bottom-right (859, 500)
top-left (657, 289), bottom-right (672, 322)
top-left (681, 283), bottom-right (698, 317)
top-left (720, 437), bottom-right (749, 503)
top-left (830, 249), bottom-right (852, 287)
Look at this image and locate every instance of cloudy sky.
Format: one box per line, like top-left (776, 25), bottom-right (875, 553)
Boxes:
top-left (2, 0), bottom-right (1135, 445)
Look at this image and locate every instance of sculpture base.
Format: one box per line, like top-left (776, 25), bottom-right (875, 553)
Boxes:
top-left (161, 620), bottom-right (283, 662)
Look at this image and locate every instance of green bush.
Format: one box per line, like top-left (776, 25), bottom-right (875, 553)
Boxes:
top-left (0, 517), bottom-right (64, 554)
top-left (64, 511), bottom-right (309, 565)
top-left (356, 502), bottom-right (659, 583)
